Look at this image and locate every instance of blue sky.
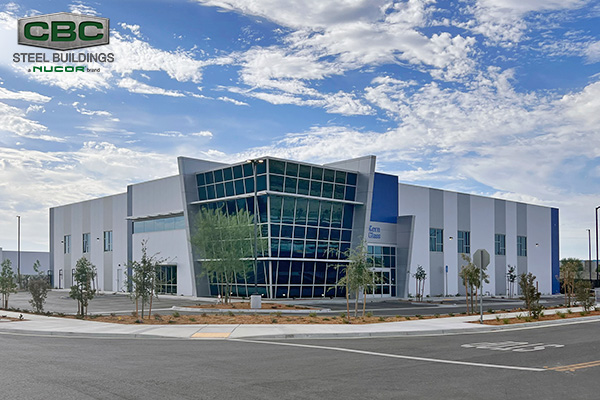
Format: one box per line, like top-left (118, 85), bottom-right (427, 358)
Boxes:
top-left (0, 0), bottom-right (598, 259)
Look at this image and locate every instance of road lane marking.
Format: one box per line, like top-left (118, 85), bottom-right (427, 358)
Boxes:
top-left (231, 338), bottom-right (546, 372)
top-left (546, 360), bottom-right (600, 372)
top-left (462, 341), bottom-right (564, 352)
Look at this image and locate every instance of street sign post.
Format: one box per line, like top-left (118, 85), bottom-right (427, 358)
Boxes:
top-left (473, 249), bottom-right (490, 324)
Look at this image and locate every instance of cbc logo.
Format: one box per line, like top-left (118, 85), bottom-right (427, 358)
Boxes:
top-left (18, 12), bottom-right (109, 51)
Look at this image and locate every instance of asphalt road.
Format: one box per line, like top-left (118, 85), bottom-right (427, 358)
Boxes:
top-left (1, 319), bottom-right (598, 399)
top-left (5, 290), bottom-right (566, 317)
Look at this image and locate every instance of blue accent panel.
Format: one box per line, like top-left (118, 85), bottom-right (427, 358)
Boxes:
top-left (370, 173), bottom-right (398, 223)
top-left (551, 208), bottom-right (560, 294)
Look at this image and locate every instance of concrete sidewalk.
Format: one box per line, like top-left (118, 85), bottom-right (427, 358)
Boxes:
top-left (1, 306), bottom-right (598, 340)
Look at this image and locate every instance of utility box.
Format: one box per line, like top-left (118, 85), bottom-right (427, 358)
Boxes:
top-left (250, 294), bottom-right (262, 310)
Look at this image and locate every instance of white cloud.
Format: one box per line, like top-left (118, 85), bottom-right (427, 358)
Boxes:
top-left (0, 87), bottom-right (51, 103)
top-left (193, 0), bottom-right (389, 29)
top-left (217, 96), bottom-right (248, 106)
top-left (72, 102), bottom-right (114, 117)
top-left (467, 0), bottom-right (590, 45)
top-left (191, 131), bottom-right (213, 138)
top-left (0, 102), bottom-right (64, 142)
top-left (119, 22), bottom-right (142, 38)
top-left (585, 41), bottom-right (600, 63)
top-left (68, 2), bottom-right (99, 16)
top-left (117, 78), bottom-right (185, 97)
top-left (151, 130), bottom-right (213, 138)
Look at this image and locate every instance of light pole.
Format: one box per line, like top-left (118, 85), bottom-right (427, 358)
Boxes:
top-left (247, 158), bottom-right (264, 309)
top-left (588, 229), bottom-right (592, 284)
top-left (17, 215), bottom-right (21, 289)
top-left (596, 206), bottom-right (600, 284)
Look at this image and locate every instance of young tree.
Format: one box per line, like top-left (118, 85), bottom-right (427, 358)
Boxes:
top-left (412, 265), bottom-right (427, 302)
top-left (191, 207), bottom-right (259, 304)
top-left (575, 280), bottom-right (595, 312)
top-left (506, 265), bottom-right (517, 298)
top-left (559, 258), bottom-right (582, 307)
top-left (69, 257), bottom-right (97, 317)
top-left (126, 240), bottom-right (166, 319)
top-left (332, 241), bottom-right (380, 318)
top-left (28, 260), bottom-right (49, 313)
top-left (0, 259), bottom-right (17, 309)
top-left (519, 272), bottom-right (543, 318)
top-left (459, 254), bottom-right (489, 314)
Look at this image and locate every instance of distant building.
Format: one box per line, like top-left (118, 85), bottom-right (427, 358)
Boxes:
top-left (49, 155), bottom-right (560, 298)
top-left (0, 247), bottom-right (50, 276)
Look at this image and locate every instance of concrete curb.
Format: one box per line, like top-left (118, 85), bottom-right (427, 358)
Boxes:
top-left (171, 306), bottom-right (332, 314)
top-left (234, 315), bottom-right (600, 340)
top-left (0, 309), bottom-right (598, 341)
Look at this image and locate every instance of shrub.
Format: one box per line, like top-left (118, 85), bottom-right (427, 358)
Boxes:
top-left (556, 311), bottom-right (566, 318)
top-left (309, 312), bottom-right (317, 318)
top-left (575, 281), bottom-right (595, 312)
top-left (227, 311), bottom-right (234, 317)
top-left (271, 318), bottom-right (278, 323)
top-left (189, 317), bottom-right (196, 322)
top-left (448, 313), bottom-right (454, 317)
top-left (365, 311), bottom-right (373, 318)
top-left (154, 314), bottom-right (163, 321)
top-left (434, 313), bottom-right (440, 318)
top-left (172, 311), bottom-right (180, 318)
top-left (503, 318), bottom-right (510, 324)
top-left (378, 316), bottom-right (386, 321)
top-left (405, 316), bottom-right (411, 320)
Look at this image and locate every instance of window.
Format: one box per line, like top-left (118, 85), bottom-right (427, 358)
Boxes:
top-left (82, 233), bottom-right (90, 253)
top-left (457, 231), bottom-right (470, 254)
top-left (429, 228), bottom-right (443, 252)
top-left (156, 265), bottom-right (177, 294)
top-left (133, 216), bottom-right (185, 233)
top-left (517, 236), bottom-right (527, 257)
top-left (103, 231), bottom-right (113, 252)
top-left (495, 234), bottom-right (506, 255)
top-left (63, 235), bottom-right (71, 254)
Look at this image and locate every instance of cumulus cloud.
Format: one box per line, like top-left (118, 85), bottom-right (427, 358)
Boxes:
top-left (0, 102), bottom-right (63, 142)
top-left (466, 0), bottom-right (590, 45)
top-left (196, 0), bottom-right (477, 115)
top-left (0, 87), bottom-right (51, 103)
top-left (117, 78), bottom-right (185, 97)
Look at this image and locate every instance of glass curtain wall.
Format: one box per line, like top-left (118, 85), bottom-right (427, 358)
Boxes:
top-left (194, 158), bottom-right (359, 298)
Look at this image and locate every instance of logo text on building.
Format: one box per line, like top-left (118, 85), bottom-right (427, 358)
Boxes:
top-left (18, 12), bottom-right (109, 51)
top-left (368, 225), bottom-right (381, 239)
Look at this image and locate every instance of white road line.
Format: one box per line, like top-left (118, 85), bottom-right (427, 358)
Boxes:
top-left (231, 338), bottom-right (546, 372)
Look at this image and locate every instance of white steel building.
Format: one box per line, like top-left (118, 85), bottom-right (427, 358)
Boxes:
top-left (49, 155), bottom-right (560, 298)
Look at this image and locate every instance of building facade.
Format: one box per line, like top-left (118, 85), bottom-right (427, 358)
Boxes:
top-left (0, 247), bottom-right (50, 277)
top-left (49, 155), bottom-right (560, 298)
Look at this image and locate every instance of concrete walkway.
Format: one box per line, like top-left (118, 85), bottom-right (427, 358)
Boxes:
top-left (1, 306), bottom-right (598, 340)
